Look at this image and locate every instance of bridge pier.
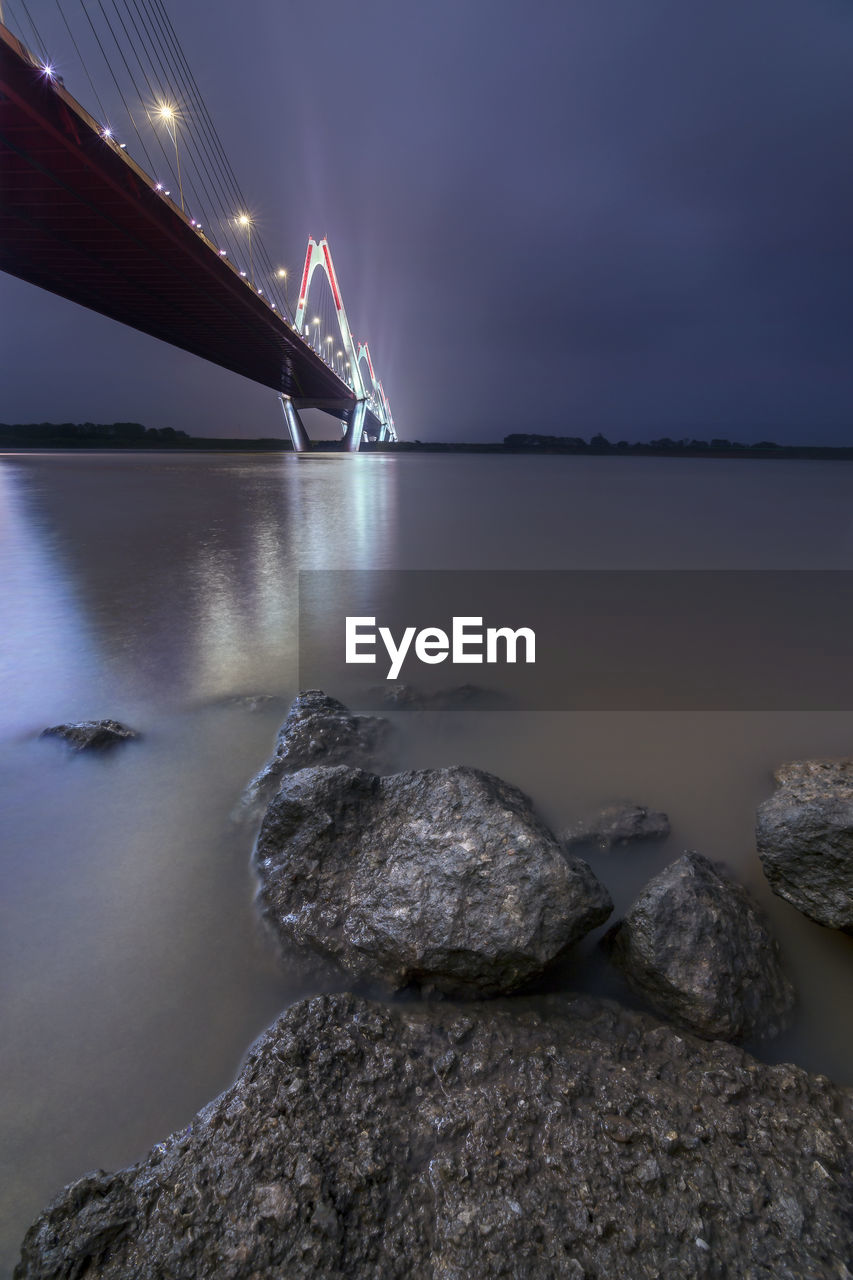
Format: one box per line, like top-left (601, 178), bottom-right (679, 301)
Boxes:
top-left (343, 400), bottom-right (368, 452)
top-left (279, 395), bottom-right (310, 452)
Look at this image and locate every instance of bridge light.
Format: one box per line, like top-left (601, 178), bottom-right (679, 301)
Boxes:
top-left (219, 249), bottom-right (227, 256)
top-left (41, 63), bottom-right (55, 80)
top-left (102, 127), bottom-right (113, 140)
top-left (155, 103), bottom-right (184, 212)
top-left (119, 143), bottom-right (126, 149)
top-left (235, 214), bottom-right (255, 286)
top-left (154, 181), bottom-right (164, 191)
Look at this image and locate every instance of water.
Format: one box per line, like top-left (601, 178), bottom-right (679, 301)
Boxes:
top-left (1, 451), bottom-right (852, 1275)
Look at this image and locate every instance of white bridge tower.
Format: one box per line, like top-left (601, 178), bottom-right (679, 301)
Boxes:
top-left (280, 236), bottom-right (395, 452)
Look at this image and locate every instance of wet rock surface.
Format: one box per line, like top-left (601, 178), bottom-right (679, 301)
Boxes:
top-left (16, 992), bottom-right (853, 1280)
top-left (605, 852), bottom-right (795, 1041)
top-left (39, 720), bottom-right (139, 751)
top-left (756, 759), bottom-right (853, 932)
top-left (560, 802), bottom-right (670, 851)
top-left (241, 691), bottom-right (393, 814)
top-left (254, 765), bottom-right (613, 996)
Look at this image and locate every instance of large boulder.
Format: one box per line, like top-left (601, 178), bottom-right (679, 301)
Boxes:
top-left (16, 993), bottom-right (853, 1280)
top-left (756, 759), bottom-right (853, 932)
top-left (254, 765), bottom-right (613, 996)
top-left (241, 691), bottom-right (392, 813)
top-left (40, 720), bottom-right (139, 751)
top-left (560, 802), bottom-right (670, 851)
top-left (605, 852), bottom-right (795, 1041)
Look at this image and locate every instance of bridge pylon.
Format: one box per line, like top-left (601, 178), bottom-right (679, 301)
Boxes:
top-left (279, 395), bottom-right (310, 452)
top-left (291, 236), bottom-right (394, 450)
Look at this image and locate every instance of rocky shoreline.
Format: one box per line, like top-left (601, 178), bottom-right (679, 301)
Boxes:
top-left (18, 693), bottom-right (853, 1277)
top-left (16, 992), bottom-right (853, 1280)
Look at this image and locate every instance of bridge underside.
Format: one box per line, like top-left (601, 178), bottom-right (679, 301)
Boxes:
top-left (0, 26), bottom-right (378, 437)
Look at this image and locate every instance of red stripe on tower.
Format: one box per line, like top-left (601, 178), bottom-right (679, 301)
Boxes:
top-left (322, 243), bottom-right (343, 310)
top-left (297, 241), bottom-right (312, 304)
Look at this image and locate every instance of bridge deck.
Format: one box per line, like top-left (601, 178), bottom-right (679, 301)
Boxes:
top-left (0, 25), bottom-right (355, 413)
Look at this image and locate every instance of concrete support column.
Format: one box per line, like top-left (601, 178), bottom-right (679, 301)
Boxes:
top-left (343, 400), bottom-right (367, 452)
top-left (279, 395), bottom-right (309, 452)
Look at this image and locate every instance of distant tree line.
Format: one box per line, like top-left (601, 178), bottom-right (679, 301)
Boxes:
top-left (0, 423), bottom-right (293, 450)
top-left (3, 423), bottom-right (851, 458)
top-left (0, 421), bottom-right (189, 445)
top-left (501, 434), bottom-right (853, 459)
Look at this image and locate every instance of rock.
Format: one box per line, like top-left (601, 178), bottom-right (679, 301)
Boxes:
top-left (756, 759), bottom-right (853, 932)
top-left (254, 765), bottom-right (613, 996)
top-left (40, 720), bottom-right (139, 751)
top-left (560, 802), bottom-right (670, 851)
top-left (605, 852), bottom-right (795, 1041)
top-left (241, 691), bottom-right (393, 813)
top-left (16, 993), bottom-right (853, 1280)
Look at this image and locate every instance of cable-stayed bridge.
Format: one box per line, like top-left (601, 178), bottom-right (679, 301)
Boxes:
top-left (0, 7), bottom-right (395, 450)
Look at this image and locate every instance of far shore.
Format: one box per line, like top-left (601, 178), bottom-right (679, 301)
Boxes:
top-left (3, 424), bottom-right (853, 460)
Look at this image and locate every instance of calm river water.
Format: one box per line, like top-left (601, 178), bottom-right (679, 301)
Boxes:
top-left (1, 451), bottom-right (852, 1274)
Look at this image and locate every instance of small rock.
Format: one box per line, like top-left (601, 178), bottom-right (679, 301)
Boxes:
top-left (560, 803), bottom-right (670, 851)
top-left (605, 851), bottom-right (795, 1041)
top-left (40, 720), bottom-right (139, 751)
top-left (254, 764), bottom-right (613, 996)
top-left (241, 690), bottom-right (392, 813)
top-left (756, 759), bottom-right (853, 932)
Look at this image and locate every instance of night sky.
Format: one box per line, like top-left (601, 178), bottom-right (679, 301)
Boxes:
top-left (2, 0), bottom-right (853, 443)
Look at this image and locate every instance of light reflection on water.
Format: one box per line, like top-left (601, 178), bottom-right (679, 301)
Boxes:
top-left (0, 451), bottom-right (852, 1275)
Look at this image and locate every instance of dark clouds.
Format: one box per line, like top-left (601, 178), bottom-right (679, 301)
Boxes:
top-left (2, 0), bottom-right (853, 441)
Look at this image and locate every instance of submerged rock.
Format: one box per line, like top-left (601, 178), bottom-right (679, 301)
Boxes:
top-left (756, 759), bottom-right (853, 932)
top-left (16, 992), bottom-right (853, 1280)
top-left (241, 691), bottom-right (393, 813)
top-left (40, 720), bottom-right (139, 751)
top-left (368, 682), bottom-right (509, 709)
top-left (254, 764), bottom-right (612, 996)
top-left (606, 852), bottom-right (795, 1041)
top-left (560, 802), bottom-right (670, 851)
top-left (204, 693), bottom-right (289, 714)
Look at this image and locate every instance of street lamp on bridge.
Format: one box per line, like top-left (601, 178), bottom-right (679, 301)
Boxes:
top-left (276, 267), bottom-right (288, 311)
top-left (236, 213), bottom-right (254, 287)
top-left (156, 102), bottom-right (183, 212)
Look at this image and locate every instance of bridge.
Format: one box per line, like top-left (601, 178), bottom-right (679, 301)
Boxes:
top-left (0, 13), bottom-right (395, 450)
